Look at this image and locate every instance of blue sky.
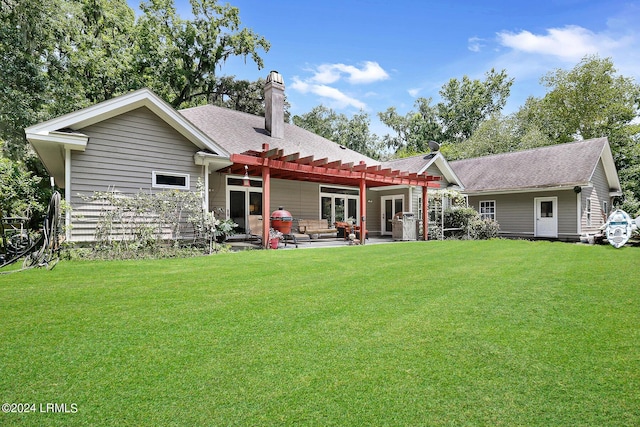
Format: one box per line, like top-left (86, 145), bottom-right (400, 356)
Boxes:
top-left (129, 0), bottom-right (640, 135)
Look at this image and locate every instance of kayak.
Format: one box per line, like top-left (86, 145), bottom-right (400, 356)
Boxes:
top-left (605, 209), bottom-right (633, 248)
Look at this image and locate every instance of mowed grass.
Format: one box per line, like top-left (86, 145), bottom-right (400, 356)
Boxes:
top-left (1, 240), bottom-right (639, 426)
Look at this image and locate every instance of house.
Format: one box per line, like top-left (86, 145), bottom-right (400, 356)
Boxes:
top-left (26, 71), bottom-right (445, 246)
top-left (387, 138), bottom-right (622, 241)
top-left (449, 138), bottom-right (622, 241)
top-left (26, 70), bottom-right (622, 245)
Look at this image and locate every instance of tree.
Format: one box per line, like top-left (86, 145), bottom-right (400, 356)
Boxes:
top-left (0, 152), bottom-right (43, 220)
top-left (208, 76), bottom-right (290, 121)
top-left (538, 56), bottom-right (639, 147)
top-left (1, 0), bottom-right (59, 159)
top-left (1, 0), bottom-right (137, 159)
top-left (378, 69), bottom-right (513, 156)
top-left (1, 0), bottom-right (270, 159)
top-left (293, 106), bottom-right (382, 159)
top-left (437, 68), bottom-right (513, 143)
top-left (134, 0), bottom-right (270, 108)
top-left (378, 98), bottom-right (442, 156)
top-left (443, 110), bottom-right (553, 161)
top-left (521, 56), bottom-right (640, 209)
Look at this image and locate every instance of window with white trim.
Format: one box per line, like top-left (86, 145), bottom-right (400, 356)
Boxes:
top-left (586, 199), bottom-right (592, 227)
top-left (152, 171), bottom-right (190, 190)
top-left (479, 200), bottom-right (495, 220)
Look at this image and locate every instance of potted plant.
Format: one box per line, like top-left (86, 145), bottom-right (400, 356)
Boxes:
top-left (268, 228), bottom-right (283, 249)
top-left (215, 218), bottom-right (238, 243)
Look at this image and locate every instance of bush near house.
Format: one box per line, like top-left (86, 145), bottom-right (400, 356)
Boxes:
top-left (74, 184), bottom-right (236, 259)
top-left (443, 205), bottom-right (500, 239)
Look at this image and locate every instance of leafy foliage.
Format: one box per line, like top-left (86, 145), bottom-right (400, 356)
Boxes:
top-left (0, 155), bottom-right (42, 220)
top-left (437, 68), bottom-right (513, 144)
top-left (135, 0), bottom-right (270, 108)
top-left (378, 98), bottom-right (442, 156)
top-left (84, 183), bottom-right (235, 257)
top-left (0, 0), bottom-right (269, 158)
top-left (293, 105), bottom-right (382, 159)
top-left (379, 68), bottom-right (513, 155)
top-left (208, 76), bottom-right (290, 120)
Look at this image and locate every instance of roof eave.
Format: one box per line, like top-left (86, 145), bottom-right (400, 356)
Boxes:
top-left (461, 182), bottom-right (591, 196)
top-left (194, 151), bottom-right (233, 169)
top-left (591, 139), bottom-right (622, 193)
top-left (25, 88), bottom-right (231, 158)
top-left (417, 152), bottom-right (465, 190)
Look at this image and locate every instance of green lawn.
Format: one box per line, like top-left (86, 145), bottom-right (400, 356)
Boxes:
top-left (1, 240), bottom-right (639, 426)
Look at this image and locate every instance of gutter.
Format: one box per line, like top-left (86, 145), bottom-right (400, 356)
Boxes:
top-left (461, 183), bottom-right (592, 196)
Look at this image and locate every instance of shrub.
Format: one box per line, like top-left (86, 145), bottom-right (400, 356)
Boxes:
top-left (83, 180), bottom-right (236, 259)
top-left (469, 217), bottom-right (501, 240)
top-left (444, 206), bottom-right (478, 230)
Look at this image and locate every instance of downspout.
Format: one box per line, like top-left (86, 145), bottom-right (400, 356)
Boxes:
top-left (65, 147), bottom-right (72, 241)
top-left (203, 164), bottom-right (209, 212)
top-left (576, 189), bottom-right (582, 235)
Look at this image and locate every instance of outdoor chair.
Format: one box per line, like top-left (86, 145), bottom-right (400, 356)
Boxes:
top-left (248, 215), bottom-right (263, 245)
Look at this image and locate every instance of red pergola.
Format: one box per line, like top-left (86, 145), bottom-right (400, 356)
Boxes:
top-left (227, 144), bottom-right (441, 247)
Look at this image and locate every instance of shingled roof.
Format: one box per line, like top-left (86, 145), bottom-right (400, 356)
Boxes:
top-left (449, 137), bottom-right (621, 194)
top-left (179, 105), bottom-right (377, 168)
top-left (382, 152), bottom-right (463, 188)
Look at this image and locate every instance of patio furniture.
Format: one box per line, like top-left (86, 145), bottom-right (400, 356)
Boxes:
top-left (248, 215), bottom-right (263, 245)
top-left (298, 219), bottom-right (338, 239)
top-left (282, 218), bottom-right (311, 248)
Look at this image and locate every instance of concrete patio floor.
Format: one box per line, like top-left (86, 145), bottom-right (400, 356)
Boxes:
top-left (226, 235), bottom-right (417, 251)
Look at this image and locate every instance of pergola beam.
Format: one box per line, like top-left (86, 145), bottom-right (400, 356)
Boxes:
top-left (229, 150), bottom-right (441, 189)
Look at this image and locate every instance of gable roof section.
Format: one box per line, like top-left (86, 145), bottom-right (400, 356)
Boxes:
top-left (382, 152), bottom-right (464, 189)
top-left (449, 137), bottom-right (622, 195)
top-left (26, 89), bottom-right (230, 184)
top-left (179, 105), bottom-right (376, 169)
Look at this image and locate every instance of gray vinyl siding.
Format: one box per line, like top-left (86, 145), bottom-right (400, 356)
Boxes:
top-left (208, 172), bottom-right (227, 214)
top-left (70, 107), bottom-right (203, 242)
top-left (468, 189), bottom-right (579, 240)
top-left (581, 160), bottom-right (609, 233)
top-left (271, 179), bottom-right (323, 219)
top-left (425, 164), bottom-right (451, 188)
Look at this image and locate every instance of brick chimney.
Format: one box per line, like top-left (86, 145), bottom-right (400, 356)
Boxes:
top-left (264, 70), bottom-right (285, 139)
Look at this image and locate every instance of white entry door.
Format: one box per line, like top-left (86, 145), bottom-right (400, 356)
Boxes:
top-left (535, 197), bottom-right (558, 238)
top-left (381, 195), bottom-right (404, 235)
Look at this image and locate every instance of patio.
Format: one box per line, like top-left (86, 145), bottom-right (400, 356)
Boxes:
top-left (227, 235), bottom-right (404, 251)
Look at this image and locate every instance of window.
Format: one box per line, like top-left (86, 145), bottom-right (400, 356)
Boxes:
top-left (320, 186), bottom-right (359, 223)
top-left (540, 201), bottom-right (553, 218)
top-left (152, 171), bottom-right (189, 189)
top-left (479, 201), bottom-right (495, 220)
top-left (602, 201), bottom-right (608, 216)
top-left (586, 199), bottom-right (592, 227)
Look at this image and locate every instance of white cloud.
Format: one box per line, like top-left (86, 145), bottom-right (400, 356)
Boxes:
top-left (291, 61), bottom-right (389, 110)
top-left (407, 88), bottom-right (420, 97)
top-left (291, 77), bottom-right (367, 110)
top-left (468, 36), bottom-right (485, 53)
top-left (497, 25), bottom-right (624, 61)
top-left (310, 61), bottom-right (390, 85)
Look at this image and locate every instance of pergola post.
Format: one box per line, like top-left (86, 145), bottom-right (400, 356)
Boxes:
top-left (359, 174), bottom-right (367, 245)
top-left (262, 145), bottom-right (271, 249)
top-left (422, 185), bottom-right (429, 241)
